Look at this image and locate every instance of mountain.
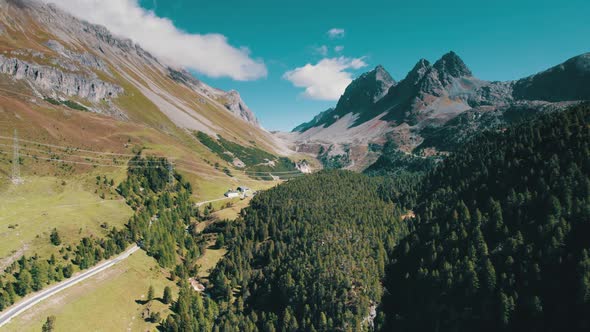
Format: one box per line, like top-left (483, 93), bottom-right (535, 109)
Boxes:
top-left (0, 0), bottom-right (308, 208)
top-left (292, 65), bottom-right (395, 133)
top-left (513, 52), bottom-right (590, 101)
top-left (283, 51), bottom-right (589, 170)
top-left (0, 0), bottom-right (284, 157)
top-left (292, 107), bottom-right (334, 133)
top-left (0, 1), bottom-right (304, 328)
top-left (163, 103), bottom-right (590, 331)
top-left (0, 0), bottom-right (306, 197)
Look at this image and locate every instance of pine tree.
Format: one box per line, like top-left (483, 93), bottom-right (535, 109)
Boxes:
top-left (147, 285), bottom-right (154, 302)
top-left (42, 316), bottom-right (56, 332)
top-left (481, 258), bottom-right (497, 292)
top-left (17, 269), bottom-right (32, 296)
top-left (50, 228), bottom-right (61, 246)
top-left (163, 286), bottom-right (173, 304)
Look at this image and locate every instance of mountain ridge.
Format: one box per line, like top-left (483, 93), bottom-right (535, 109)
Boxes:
top-left (0, 0), bottom-right (298, 199)
top-left (284, 51), bottom-right (590, 170)
top-left (0, 0), bottom-right (274, 141)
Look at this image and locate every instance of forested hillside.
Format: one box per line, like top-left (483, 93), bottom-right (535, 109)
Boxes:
top-left (382, 103), bottom-right (590, 331)
top-left (172, 171), bottom-right (409, 331)
top-left (161, 104), bottom-right (590, 331)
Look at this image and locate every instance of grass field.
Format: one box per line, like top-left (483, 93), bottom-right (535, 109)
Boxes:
top-left (194, 196), bottom-right (254, 278)
top-left (3, 250), bottom-right (176, 332)
top-left (197, 246), bottom-right (227, 279)
top-left (211, 196), bottom-right (253, 221)
top-left (0, 175), bottom-right (132, 262)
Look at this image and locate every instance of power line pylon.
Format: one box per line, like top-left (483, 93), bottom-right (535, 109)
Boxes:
top-left (168, 162), bottom-right (174, 188)
top-left (11, 129), bottom-right (23, 185)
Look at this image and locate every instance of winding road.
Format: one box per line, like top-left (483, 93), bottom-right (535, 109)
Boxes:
top-left (194, 196), bottom-right (233, 207)
top-left (0, 244), bottom-right (140, 328)
top-left (0, 196), bottom-right (230, 327)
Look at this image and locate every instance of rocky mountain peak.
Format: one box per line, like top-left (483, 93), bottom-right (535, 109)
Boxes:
top-left (335, 65), bottom-right (396, 111)
top-left (433, 51), bottom-right (472, 79)
top-left (406, 58), bottom-right (432, 83)
top-left (373, 65), bottom-right (395, 86)
top-left (222, 90), bottom-right (260, 127)
top-left (287, 50), bottom-right (590, 171)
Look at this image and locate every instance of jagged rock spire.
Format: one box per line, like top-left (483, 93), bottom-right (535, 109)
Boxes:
top-left (433, 51), bottom-right (472, 78)
top-left (335, 65), bottom-right (396, 111)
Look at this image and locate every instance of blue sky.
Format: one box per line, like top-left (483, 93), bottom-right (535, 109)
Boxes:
top-left (136, 0), bottom-right (589, 131)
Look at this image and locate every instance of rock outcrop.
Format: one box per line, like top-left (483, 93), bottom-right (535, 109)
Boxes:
top-left (45, 40), bottom-right (111, 74)
top-left (0, 54), bottom-right (123, 102)
top-left (0, 0), bottom-right (278, 152)
top-left (221, 90), bottom-right (260, 127)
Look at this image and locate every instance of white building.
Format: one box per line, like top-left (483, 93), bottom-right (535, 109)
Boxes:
top-left (224, 190), bottom-right (240, 198)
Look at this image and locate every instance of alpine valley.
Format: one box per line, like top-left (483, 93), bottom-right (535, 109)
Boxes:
top-left (0, 0), bottom-right (589, 332)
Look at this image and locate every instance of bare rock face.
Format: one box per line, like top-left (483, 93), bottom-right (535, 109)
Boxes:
top-left (45, 40), bottom-right (111, 74)
top-left (469, 81), bottom-right (514, 107)
top-left (222, 90), bottom-right (260, 127)
top-left (292, 108), bottom-right (334, 132)
top-left (0, 54), bottom-right (123, 102)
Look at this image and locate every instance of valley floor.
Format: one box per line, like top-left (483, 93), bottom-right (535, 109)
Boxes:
top-left (0, 183), bottom-right (252, 331)
top-left (1, 250), bottom-right (176, 332)
top-left (0, 175), bottom-right (132, 262)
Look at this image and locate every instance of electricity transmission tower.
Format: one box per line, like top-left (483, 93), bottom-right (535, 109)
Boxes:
top-left (11, 129), bottom-right (23, 185)
top-left (168, 162), bottom-right (174, 187)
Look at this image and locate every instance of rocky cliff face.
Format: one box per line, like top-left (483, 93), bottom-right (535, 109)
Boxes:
top-left (222, 90), bottom-right (260, 127)
top-left (0, 54), bottom-right (123, 102)
top-left (285, 51), bottom-right (590, 170)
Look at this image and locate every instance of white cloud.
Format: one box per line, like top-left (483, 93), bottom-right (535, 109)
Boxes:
top-left (315, 45), bottom-right (329, 56)
top-left (41, 0), bottom-right (267, 81)
top-left (327, 28), bottom-right (345, 39)
top-left (283, 57), bottom-right (368, 101)
top-left (334, 45), bottom-right (344, 53)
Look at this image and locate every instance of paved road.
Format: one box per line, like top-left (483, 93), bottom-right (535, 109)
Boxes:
top-left (0, 244), bottom-right (140, 328)
top-left (195, 196), bottom-right (233, 207)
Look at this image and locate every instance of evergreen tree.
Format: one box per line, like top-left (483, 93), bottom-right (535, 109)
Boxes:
top-left (50, 228), bottom-right (61, 246)
top-left (42, 316), bottom-right (56, 332)
top-left (163, 286), bottom-right (173, 304)
top-left (147, 285), bottom-right (154, 302)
